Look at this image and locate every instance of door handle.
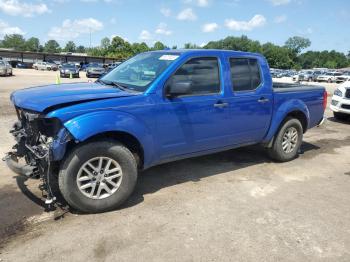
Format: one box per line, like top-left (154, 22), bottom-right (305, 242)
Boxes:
top-left (257, 97), bottom-right (269, 103)
top-left (214, 102), bottom-right (229, 108)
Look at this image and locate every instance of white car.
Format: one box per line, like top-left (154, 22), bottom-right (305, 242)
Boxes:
top-left (33, 61), bottom-right (58, 71)
top-left (330, 81), bottom-right (350, 120)
top-left (335, 72), bottom-right (350, 83)
top-left (0, 60), bottom-right (13, 76)
top-left (317, 72), bottom-right (342, 83)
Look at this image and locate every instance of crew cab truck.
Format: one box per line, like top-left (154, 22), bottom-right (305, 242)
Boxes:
top-left (4, 50), bottom-right (327, 213)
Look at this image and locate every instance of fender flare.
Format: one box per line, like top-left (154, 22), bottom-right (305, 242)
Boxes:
top-left (263, 99), bottom-right (310, 143)
top-left (61, 110), bottom-right (156, 167)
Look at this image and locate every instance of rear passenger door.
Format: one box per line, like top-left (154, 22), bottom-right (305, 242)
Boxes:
top-left (226, 57), bottom-right (273, 144)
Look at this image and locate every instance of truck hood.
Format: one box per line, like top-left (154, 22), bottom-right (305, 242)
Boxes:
top-left (11, 82), bottom-right (137, 113)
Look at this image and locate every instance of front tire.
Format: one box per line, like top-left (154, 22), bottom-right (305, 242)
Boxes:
top-left (58, 141), bottom-right (138, 213)
top-left (268, 118), bottom-right (303, 162)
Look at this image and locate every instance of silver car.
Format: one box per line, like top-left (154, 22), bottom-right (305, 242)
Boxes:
top-left (0, 61), bottom-right (13, 76)
top-left (33, 61), bottom-right (58, 71)
top-left (86, 63), bottom-right (106, 78)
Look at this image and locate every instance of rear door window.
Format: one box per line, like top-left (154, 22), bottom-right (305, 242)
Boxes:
top-left (230, 58), bottom-right (261, 92)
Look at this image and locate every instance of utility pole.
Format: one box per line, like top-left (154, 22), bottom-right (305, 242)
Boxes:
top-left (89, 27), bottom-right (92, 49)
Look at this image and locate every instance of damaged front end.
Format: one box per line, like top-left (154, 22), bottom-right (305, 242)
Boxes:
top-left (3, 107), bottom-right (73, 205)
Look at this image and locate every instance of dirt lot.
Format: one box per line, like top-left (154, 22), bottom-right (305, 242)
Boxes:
top-left (0, 69), bottom-right (349, 262)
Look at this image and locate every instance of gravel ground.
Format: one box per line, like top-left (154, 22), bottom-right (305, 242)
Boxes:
top-left (0, 69), bottom-right (349, 262)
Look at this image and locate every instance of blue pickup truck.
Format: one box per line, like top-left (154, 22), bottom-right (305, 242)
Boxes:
top-left (5, 50), bottom-right (327, 213)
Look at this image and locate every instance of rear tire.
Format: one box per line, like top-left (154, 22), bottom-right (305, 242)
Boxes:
top-left (58, 141), bottom-right (138, 213)
top-left (268, 118), bottom-right (303, 162)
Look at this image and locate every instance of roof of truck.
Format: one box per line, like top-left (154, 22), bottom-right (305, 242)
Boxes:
top-left (150, 49), bottom-right (264, 57)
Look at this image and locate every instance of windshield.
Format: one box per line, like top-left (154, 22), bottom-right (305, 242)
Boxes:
top-left (89, 63), bottom-right (102, 68)
top-left (100, 52), bottom-right (180, 92)
top-left (62, 64), bottom-right (76, 69)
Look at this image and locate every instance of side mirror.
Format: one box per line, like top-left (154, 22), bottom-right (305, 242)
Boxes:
top-left (166, 81), bottom-right (192, 98)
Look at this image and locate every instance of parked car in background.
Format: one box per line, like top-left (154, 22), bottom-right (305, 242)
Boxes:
top-left (60, 63), bottom-right (80, 78)
top-left (108, 62), bottom-right (122, 71)
top-left (86, 63), bottom-right (106, 78)
top-left (0, 60), bottom-right (13, 76)
top-left (5, 49), bottom-right (327, 213)
top-left (330, 81), bottom-right (350, 120)
top-left (293, 70), bottom-right (314, 82)
top-left (33, 61), bottom-right (58, 71)
top-left (317, 72), bottom-right (342, 83)
top-left (335, 72), bottom-right (350, 83)
top-left (16, 62), bottom-right (30, 69)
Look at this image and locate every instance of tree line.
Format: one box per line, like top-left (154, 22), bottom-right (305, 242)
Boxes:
top-left (0, 34), bottom-right (349, 69)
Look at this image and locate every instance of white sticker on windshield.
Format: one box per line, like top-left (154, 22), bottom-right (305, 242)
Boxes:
top-left (159, 55), bottom-right (179, 61)
top-left (144, 71), bottom-right (156, 76)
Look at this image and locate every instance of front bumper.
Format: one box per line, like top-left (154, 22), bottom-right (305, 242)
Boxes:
top-left (60, 72), bottom-right (79, 78)
top-left (330, 96), bottom-right (350, 115)
top-left (3, 153), bottom-right (37, 177)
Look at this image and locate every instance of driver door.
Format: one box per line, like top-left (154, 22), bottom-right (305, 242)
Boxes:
top-left (156, 56), bottom-right (232, 160)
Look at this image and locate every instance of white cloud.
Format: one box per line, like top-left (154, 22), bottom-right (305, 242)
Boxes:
top-left (139, 30), bottom-right (152, 40)
top-left (269, 0), bottom-right (291, 6)
top-left (48, 18), bottom-right (103, 40)
top-left (274, 14), bottom-right (287, 23)
top-left (0, 0), bottom-right (50, 17)
top-left (197, 0), bottom-right (209, 7)
top-left (184, 0), bottom-right (210, 7)
top-left (225, 14), bottom-right (266, 31)
top-left (202, 22), bottom-right (218, 32)
top-left (200, 42), bottom-right (207, 47)
top-left (155, 23), bottom-right (172, 36)
top-left (177, 8), bottom-right (197, 21)
top-left (0, 19), bottom-right (25, 37)
top-left (160, 7), bottom-right (171, 17)
top-left (80, 0), bottom-right (113, 2)
top-left (306, 27), bottom-right (313, 34)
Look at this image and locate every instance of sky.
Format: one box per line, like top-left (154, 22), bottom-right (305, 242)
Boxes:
top-left (0, 0), bottom-right (349, 53)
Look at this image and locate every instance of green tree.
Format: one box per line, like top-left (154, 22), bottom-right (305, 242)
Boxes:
top-left (183, 43), bottom-right (199, 49)
top-left (131, 42), bottom-right (149, 54)
top-left (261, 42), bottom-right (295, 69)
top-left (284, 36), bottom-right (311, 54)
top-left (25, 37), bottom-right (40, 52)
top-left (76, 45), bottom-right (86, 53)
top-left (1, 34), bottom-right (26, 50)
top-left (44, 40), bottom-right (60, 53)
top-left (101, 37), bottom-right (111, 51)
top-left (204, 35), bottom-right (261, 52)
top-left (64, 41), bottom-right (76, 52)
top-left (153, 41), bottom-right (165, 50)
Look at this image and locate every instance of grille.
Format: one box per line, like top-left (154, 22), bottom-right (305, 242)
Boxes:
top-left (345, 89), bottom-right (350, 99)
top-left (341, 104), bottom-right (350, 110)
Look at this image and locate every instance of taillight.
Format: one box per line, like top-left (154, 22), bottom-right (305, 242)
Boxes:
top-left (323, 90), bottom-right (328, 110)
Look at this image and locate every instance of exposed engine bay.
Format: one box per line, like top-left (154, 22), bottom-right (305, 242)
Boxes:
top-left (3, 107), bottom-right (72, 205)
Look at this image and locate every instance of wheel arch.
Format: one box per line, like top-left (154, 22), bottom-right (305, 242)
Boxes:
top-left (60, 110), bottom-right (156, 169)
top-left (263, 99), bottom-right (310, 145)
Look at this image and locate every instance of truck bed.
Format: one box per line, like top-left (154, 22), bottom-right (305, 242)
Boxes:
top-left (273, 82), bottom-right (325, 92)
top-left (272, 82), bottom-right (325, 129)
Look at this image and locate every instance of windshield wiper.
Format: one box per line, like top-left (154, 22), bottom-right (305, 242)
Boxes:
top-left (96, 79), bottom-right (139, 93)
